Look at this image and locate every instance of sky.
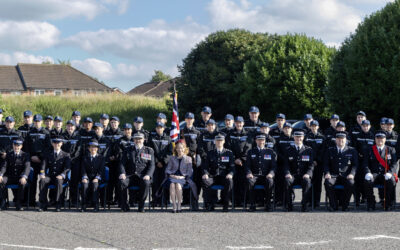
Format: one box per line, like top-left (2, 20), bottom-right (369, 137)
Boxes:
top-left (0, 0), bottom-right (394, 92)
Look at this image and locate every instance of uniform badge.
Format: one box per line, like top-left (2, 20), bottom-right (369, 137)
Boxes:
top-left (290, 141), bottom-right (295, 146)
top-left (221, 156), bottom-right (229, 162)
top-left (388, 155), bottom-right (392, 160)
top-left (267, 142), bottom-right (274, 148)
top-left (348, 160), bottom-right (351, 164)
top-left (161, 140), bottom-right (169, 145)
top-left (264, 154), bottom-right (271, 160)
top-left (141, 153), bottom-right (152, 160)
top-left (301, 155), bottom-right (310, 161)
top-left (316, 139), bottom-right (323, 144)
top-left (99, 144), bottom-right (106, 149)
top-left (251, 154), bottom-right (256, 158)
top-left (289, 157), bottom-right (294, 160)
top-left (39, 134), bottom-right (45, 139)
top-left (190, 134), bottom-right (197, 139)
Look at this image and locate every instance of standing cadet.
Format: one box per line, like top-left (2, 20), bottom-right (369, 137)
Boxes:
top-left (245, 134), bottom-right (277, 212)
top-left (324, 114), bottom-right (340, 141)
top-left (304, 120), bottom-right (325, 207)
top-left (26, 114), bottom-right (52, 206)
top-left (353, 120), bottom-right (374, 206)
top-left (180, 112), bottom-right (201, 208)
top-left (303, 114), bottom-right (313, 134)
top-left (350, 111), bottom-right (367, 141)
top-left (324, 131), bottom-right (358, 211)
top-left (244, 106), bottom-right (263, 136)
top-left (0, 116), bottom-right (20, 160)
top-left (61, 120), bottom-right (81, 205)
top-left (80, 139), bottom-right (105, 212)
top-left (50, 116), bottom-right (63, 137)
top-left (44, 116), bottom-right (54, 133)
top-left (194, 106), bottom-right (212, 131)
top-left (17, 110), bottom-right (33, 141)
top-left (0, 138), bottom-right (30, 210)
top-left (132, 116), bottom-right (149, 144)
top-left (202, 134), bottom-right (234, 212)
top-left (325, 121), bottom-right (351, 149)
top-left (270, 113), bottom-right (286, 140)
top-left (156, 113), bottom-right (170, 135)
top-left (226, 116), bottom-right (251, 206)
top-left (364, 131), bottom-right (398, 211)
top-left (79, 117), bottom-right (95, 155)
top-left (252, 122), bottom-right (276, 151)
top-left (379, 118), bottom-right (388, 132)
top-left (119, 132), bottom-right (155, 212)
top-left (385, 119), bottom-right (398, 148)
top-left (38, 137), bottom-right (71, 212)
top-left (99, 114), bottom-right (110, 134)
top-left (283, 131), bottom-right (314, 212)
top-left (71, 111), bottom-right (82, 131)
top-left (147, 122), bottom-right (173, 207)
top-left (220, 114), bottom-right (234, 136)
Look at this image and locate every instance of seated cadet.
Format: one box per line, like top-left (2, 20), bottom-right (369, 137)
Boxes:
top-left (80, 139), bottom-right (105, 212)
top-left (164, 140), bottom-right (196, 213)
top-left (324, 131), bottom-right (358, 211)
top-left (245, 134), bottom-right (277, 212)
top-left (38, 137), bottom-right (71, 212)
top-left (119, 132), bottom-right (155, 212)
top-left (0, 138), bottom-right (30, 210)
top-left (202, 134), bottom-right (234, 212)
top-left (364, 131), bottom-right (398, 211)
top-left (283, 131), bottom-right (314, 212)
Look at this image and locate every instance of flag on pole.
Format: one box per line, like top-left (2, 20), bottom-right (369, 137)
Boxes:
top-left (170, 89), bottom-right (180, 142)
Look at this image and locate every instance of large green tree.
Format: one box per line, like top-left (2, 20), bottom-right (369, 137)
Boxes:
top-left (238, 34), bottom-right (335, 122)
top-left (327, 0), bottom-right (400, 124)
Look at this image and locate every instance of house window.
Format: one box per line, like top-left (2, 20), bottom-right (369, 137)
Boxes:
top-left (11, 91), bottom-right (22, 95)
top-left (34, 89), bottom-right (45, 96)
top-left (54, 90), bottom-right (62, 96)
top-left (74, 90), bottom-right (87, 96)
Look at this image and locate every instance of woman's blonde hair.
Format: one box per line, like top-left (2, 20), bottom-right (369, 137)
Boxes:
top-left (173, 140), bottom-right (189, 156)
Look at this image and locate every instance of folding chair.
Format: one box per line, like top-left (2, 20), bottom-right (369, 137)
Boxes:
top-left (210, 184), bottom-right (235, 211)
top-left (47, 170), bottom-right (71, 209)
top-left (6, 167), bottom-right (34, 210)
top-left (325, 184), bottom-right (356, 210)
top-left (76, 167), bottom-right (109, 210)
top-left (128, 184), bottom-right (152, 210)
top-left (243, 184), bottom-right (276, 211)
top-left (284, 184), bottom-right (314, 211)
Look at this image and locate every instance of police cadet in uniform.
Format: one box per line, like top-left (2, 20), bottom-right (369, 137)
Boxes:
top-left (38, 137), bottom-right (71, 212)
top-left (18, 110), bottom-right (33, 141)
top-left (325, 121), bottom-right (351, 149)
top-left (0, 116), bottom-right (20, 160)
top-left (385, 119), bottom-right (398, 148)
top-left (283, 131), bottom-right (313, 212)
top-left (0, 109), bottom-right (4, 128)
top-left (0, 138), bottom-right (30, 210)
top-left (61, 120), bottom-right (81, 205)
top-left (180, 112), bottom-right (201, 208)
top-left (364, 131), bottom-right (398, 211)
top-left (156, 113), bottom-right (170, 135)
top-left (253, 122), bottom-right (276, 151)
top-left (226, 116), bottom-right (251, 206)
top-left (304, 120), bottom-right (325, 207)
top-left (26, 114), bottom-right (52, 206)
top-left (105, 116), bottom-right (123, 141)
top-left (245, 134), bottom-right (277, 212)
top-left (119, 132), bottom-right (155, 212)
top-left (194, 106), bottom-right (212, 132)
top-left (379, 117), bottom-right (388, 132)
top-left (350, 111), bottom-right (367, 142)
top-left (303, 114), bottom-right (313, 134)
top-left (275, 122), bottom-right (294, 205)
top-left (44, 116), bottom-right (53, 133)
top-left (270, 113), bottom-right (286, 140)
top-left (220, 114), bottom-right (234, 136)
top-left (324, 114), bottom-right (340, 142)
top-left (202, 134), bottom-right (234, 212)
top-left (244, 106), bottom-right (263, 136)
top-left (133, 116), bottom-right (149, 144)
top-left (71, 111), bottom-right (82, 131)
top-left (50, 116), bottom-right (63, 137)
top-left (99, 114), bottom-right (110, 134)
top-left (80, 139), bottom-right (105, 212)
top-left (79, 117), bottom-right (95, 154)
top-left (353, 120), bottom-right (374, 206)
top-left (147, 121), bottom-right (173, 206)
top-left (324, 131), bottom-right (358, 211)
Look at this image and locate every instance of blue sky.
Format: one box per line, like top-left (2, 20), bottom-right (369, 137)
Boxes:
top-left (0, 0), bottom-right (394, 92)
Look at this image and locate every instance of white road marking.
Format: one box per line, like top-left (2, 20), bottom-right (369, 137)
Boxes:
top-left (293, 240), bottom-right (333, 245)
top-left (153, 248), bottom-right (197, 250)
top-left (0, 243), bottom-right (66, 250)
top-left (353, 235), bottom-right (400, 241)
top-left (75, 248), bottom-right (119, 250)
top-left (226, 246), bottom-right (274, 249)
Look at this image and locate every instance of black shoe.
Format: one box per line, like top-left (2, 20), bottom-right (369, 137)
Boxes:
top-left (55, 207), bottom-right (61, 212)
top-left (138, 207), bottom-right (145, 213)
top-left (264, 206), bottom-right (272, 212)
top-left (367, 206), bottom-right (375, 211)
top-left (327, 206), bottom-right (336, 212)
top-left (16, 206), bottom-right (24, 211)
top-left (207, 205), bottom-right (215, 212)
top-left (121, 204), bottom-right (130, 212)
top-left (285, 204), bottom-right (293, 212)
top-left (222, 206), bottom-right (229, 212)
top-left (172, 209), bottom-right (177, 213)
top-left (342, 207), bottom-right (350, 212)
top-left (38, 205), bottom-right (47, 212)
top-left (81, 207), bottom-right (87, 212)
top-left (0, 206), bottom-right (6, 211)
top-left (301, 205), bottom-right (309, 212)
top-left (177, 209), bottom-right (182, 213)
top-left (93, 205), bottom-right (99, 212)
top-left (249, 206), bottom-right (256, 212)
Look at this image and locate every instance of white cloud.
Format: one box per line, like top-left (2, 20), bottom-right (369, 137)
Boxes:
top-left (0, 21), bottom-right (60, 50)
top-left (0, 0), bottom-right (129, 21)
top-left (0, 52), bottom-right (54, 65)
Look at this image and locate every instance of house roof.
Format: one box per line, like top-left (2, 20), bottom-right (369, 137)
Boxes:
top-left (0, 66), bottom-right (25, 91)
top-left (17, 64), bottom-right (111, 91)
top-left (127, 81), bottom-right (159, 95)
top-left (127, 78), bottom-right (177, 97)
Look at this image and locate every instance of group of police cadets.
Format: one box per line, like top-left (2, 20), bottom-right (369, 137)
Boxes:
top-left (0, 106), bottom-right (398, 213)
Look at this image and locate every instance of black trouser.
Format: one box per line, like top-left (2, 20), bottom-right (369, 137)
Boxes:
top-left (27, 160), bottom-right (41, 205)
top-left (69, 161), bottom-right (80, 204)
top-left (325, 175), bottom-right (354, 209)
top-left (275, 159), bottom-right (285, 203)
top-left (152, 164), bottom-right (165, 205)
top-left (107, 161), bottom-right (120, 204)
top-left (247, 175), bottom-right (274, 208)
top-left (39, 176), bottom-right (65, 207)
top-left (234, 164), bottom-right (245, 205)
top-left (119, 175), bottom-right (150, 209)
top-left (364, 173), bottom-right (395, 209)
top-left (202, 175), bottom-right (233, 207)
top-left (354, 161), bottom-right (365, 205)
top-left (183, 155), bottom-right (200, 207)
top-left (0, 176), bottom-right (26, 207)
top-left (312, 161), bottom-right (323, 206)
top-left (82, 180), bottom-right (99, 207)
top-left (285, 175), bottom-right (311, 207)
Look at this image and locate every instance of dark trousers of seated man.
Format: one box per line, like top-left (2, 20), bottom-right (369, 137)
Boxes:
top-left (82, 180), bottom-right (100, 208)
top-left (247, 175), bottom-right (274, 209)
top-left (203, 175), bottom-right (232, 208)
top-left (284, 175), bottom-right (311, 208)
top-left (325, 175), bottom-right (354, 210)
top-left (119, 175), bottom-right (150, 209)
top-left (364, 174), bottom-right (395, 209)
top-left (0, 177), bottom-right (26, 208)
top-left (39, 177), bottom-right (65, 208)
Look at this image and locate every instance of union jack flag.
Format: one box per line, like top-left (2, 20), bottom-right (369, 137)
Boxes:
top-left (170, 90), bottom-right (180, 142)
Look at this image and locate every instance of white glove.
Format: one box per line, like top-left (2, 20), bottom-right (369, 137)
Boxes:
top-left (365, 173), bottom-right (373, 181)
top-left (385, 173), bottom-right (392, 180)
